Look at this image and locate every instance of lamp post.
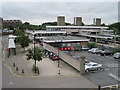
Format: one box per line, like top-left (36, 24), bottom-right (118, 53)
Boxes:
top-left (33, 30), bottom-right (36, 73)
top-left (114, 31), bottom-right (116, 46)
top-left (58, 47), bottom-right (60, 68)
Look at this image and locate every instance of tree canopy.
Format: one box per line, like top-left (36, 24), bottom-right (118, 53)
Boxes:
top-left (14, 29), bottom-right (30, 50)
top-left (108, 22), bottom-right (120, 35)
top-left (26, 47), bottom-right (44, 66)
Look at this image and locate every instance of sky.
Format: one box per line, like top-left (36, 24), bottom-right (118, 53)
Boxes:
top-left (1, 0), bottom-right (119, 25)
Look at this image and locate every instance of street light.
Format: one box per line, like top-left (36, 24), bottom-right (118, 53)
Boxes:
top-left (57, 34), bottom-right (63, 68)
top-left (33, 30), bottom-right (37, 73)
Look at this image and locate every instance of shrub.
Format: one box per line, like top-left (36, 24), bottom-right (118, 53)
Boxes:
top-left (112, 46), bottom-right (120, 54)
top-left (88, 42), bottom-right (97, 49)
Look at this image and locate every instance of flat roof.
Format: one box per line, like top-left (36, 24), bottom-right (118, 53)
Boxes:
top-left (8, 39), bottom-right (16, 48)
top-left (46, 26), bottom-right (108, 29)
top-left (25, 30), bottom-right (67, 34)
top-left (77, 34), bottom-right (113, 39)
top-left (42, 36), bottom-right (89, 43)
top-left (8, 34), bottom-right (17, 38)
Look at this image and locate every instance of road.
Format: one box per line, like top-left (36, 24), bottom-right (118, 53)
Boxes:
top-left (69, 51), bottom-right (119, 87)
top-left (3, 62), bottom-right (96, 88)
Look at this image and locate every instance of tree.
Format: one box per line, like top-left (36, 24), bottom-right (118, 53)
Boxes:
top-left (26, 47), bottom-right (44, 73)
top-left (88, 42), bottom-right (97, 49)
top-left (19, 35), bottom-right (30, 51)
top-left (108, 22), bottom-right (120, 35)
top-left (14, 29), bottom-right (30, 51)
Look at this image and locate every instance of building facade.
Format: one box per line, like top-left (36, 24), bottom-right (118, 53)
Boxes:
top-left (3, 19), bottom-right (22, 27)
top-left (57, 16), bottom-right (65, 26)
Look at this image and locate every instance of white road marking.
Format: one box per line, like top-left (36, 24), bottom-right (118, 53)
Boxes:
top-left (109, 73), bottom-right (120, 81)
top-left (7, 82), bottom-right (20, 87)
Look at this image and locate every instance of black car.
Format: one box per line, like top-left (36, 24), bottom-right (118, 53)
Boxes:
top-left (100, 51), bottom-right (113, 56)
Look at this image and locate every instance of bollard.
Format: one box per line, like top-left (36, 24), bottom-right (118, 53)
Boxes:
top-left (22, 69), bottom-right (24, 74)
top-left (58, 70), bottom-right (60, 75)
top-left (37, 70), bottom-right (40, 74)
top-left (13, 63), bottom-right (15, 67)
top-left (98, 85), bottom-right (101, 90)
top-left (16, 67), bottom-right (18, 71)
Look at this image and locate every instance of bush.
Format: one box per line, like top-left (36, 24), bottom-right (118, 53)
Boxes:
top-left (112, 46), bottom-right (120, 54)
top-left (88, 42), bottom-right (97, 49)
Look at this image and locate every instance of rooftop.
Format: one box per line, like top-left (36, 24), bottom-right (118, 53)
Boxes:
top-left (42, 36), bottom-right (89, 43)
top-left (46, 25), bottom-right (108, 29)
top-left (25, 30), bottom-right (67, 34)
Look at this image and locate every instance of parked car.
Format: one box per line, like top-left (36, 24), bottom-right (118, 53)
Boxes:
top-left (88, 48), bottom-right (98, 53)
top-left (85, 62), bottom-right (102, 72)
top-left (100, 50), bottom-right (113, 56)
top-left (81, 46), bottom-right (89, 51)
top-left (92, 49), bottom-right (102, 54)
top-left (113, 53), bottom-right (120, 59)
top-left (49, 53), bottom-right (60, 61)
top-left (88, 48), bottom-right (102, 54)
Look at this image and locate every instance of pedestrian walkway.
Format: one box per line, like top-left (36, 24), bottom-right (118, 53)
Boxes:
top-left (4, 43), bottom-right (79, 77)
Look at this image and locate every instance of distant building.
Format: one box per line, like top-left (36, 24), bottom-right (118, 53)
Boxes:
top-left (57, 16), bottom-right (65, 26)
top-left (93, 18), bottom-right (101, 26)
top-left (74, 17), bottom-right (82, 26)
top-left (0, 17), bottom-right (3, 29)
top-left (3, 19), bottom-right (22, 27)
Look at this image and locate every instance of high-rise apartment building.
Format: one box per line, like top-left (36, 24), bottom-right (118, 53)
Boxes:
top-left (93, 18), bottom-right (101, 26)
top-left (74, 17), bottom-right (82, 26)
top-left (57, 16), bottom-right (65, 26)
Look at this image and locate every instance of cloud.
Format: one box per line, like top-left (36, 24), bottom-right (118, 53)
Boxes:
top-left (2, 2), bottom-right (118, 25)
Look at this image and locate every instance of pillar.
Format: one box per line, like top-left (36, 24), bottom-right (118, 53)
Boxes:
top-left (80, 56), bottom-right (85, 75)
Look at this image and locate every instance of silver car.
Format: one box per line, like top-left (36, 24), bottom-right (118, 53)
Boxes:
top-left (113, 53), bottom-right (120, 59)
top-left (85, 62), bottom-right (102, 72)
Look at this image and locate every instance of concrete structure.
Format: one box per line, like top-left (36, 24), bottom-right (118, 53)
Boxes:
top-left (0, 17), bottom-right (3, 29)
top-left (93, 18), bottom-right (101, 26)
top-left (74, 17), bottom-right (82, 26)
top-left (26, 30), bottom-right (89, 50)
top-left (3, 19), bottom-right (22, 27)
top-left (46, 25), bottom-right (116, 43)
top-left (80, 57), bottom-right (85, 75)
top-left (57, 16), bottom-right (65, 26)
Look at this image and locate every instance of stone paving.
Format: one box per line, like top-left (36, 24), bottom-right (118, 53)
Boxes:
top-left (4, 43), bottom-right (79, 77)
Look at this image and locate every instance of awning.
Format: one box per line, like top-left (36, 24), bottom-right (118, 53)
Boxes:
top-left (8, 39), bottom-right (16, 48)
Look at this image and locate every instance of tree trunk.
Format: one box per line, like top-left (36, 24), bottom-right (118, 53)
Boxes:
top-left (34, 60), bottom-right (37, 73)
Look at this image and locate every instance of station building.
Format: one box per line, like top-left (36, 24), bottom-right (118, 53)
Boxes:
top-left (26, 30), bottom-right (89, 51)
top-left (46, 16), bottom-right (120, 44)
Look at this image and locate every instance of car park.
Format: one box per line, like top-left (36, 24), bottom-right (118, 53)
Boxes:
top-left (85, 62), bottom-right (102, 72)
top-left (100, 50), bottom-right (113, 56)
top-left (113, 53), bottom-right (120, 59)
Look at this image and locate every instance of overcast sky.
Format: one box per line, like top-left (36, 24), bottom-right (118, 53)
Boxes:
top-left (1, 1), bottom-right (119, 25)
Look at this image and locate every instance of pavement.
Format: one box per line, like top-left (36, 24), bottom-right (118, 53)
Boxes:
top-left (3, 42), bottom-right (80, 77)
top-left (2, 36), bottom-right (97, 88)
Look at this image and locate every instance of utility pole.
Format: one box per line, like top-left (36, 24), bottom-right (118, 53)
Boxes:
top-left (114, 31), bottom-right (116, 46)
top-left (33, 30), bottom-right (36, 73)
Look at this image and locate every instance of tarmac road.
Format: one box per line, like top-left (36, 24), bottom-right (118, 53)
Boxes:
top-left (69, 51), bottom-right (119, 87)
